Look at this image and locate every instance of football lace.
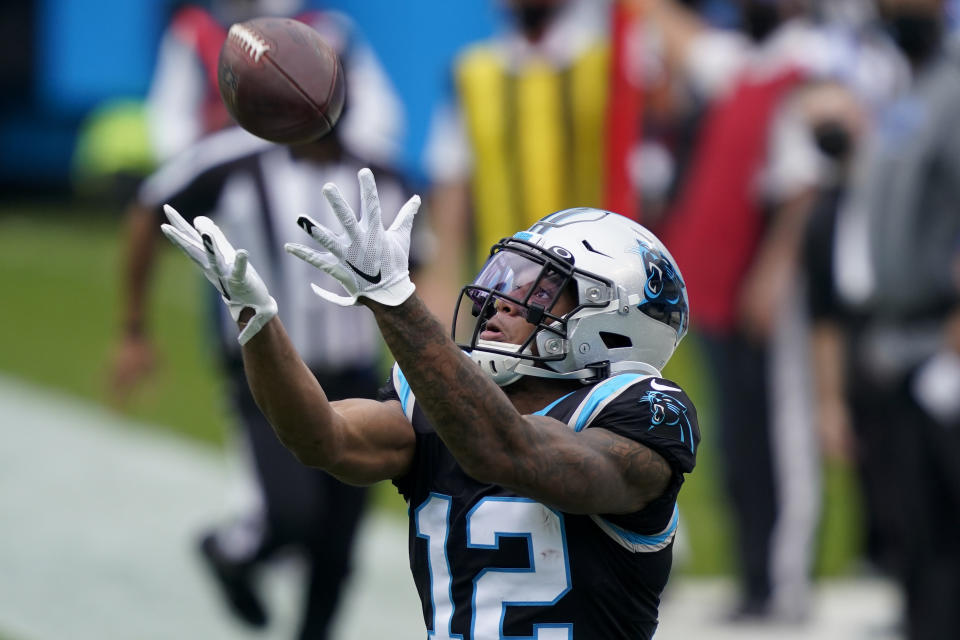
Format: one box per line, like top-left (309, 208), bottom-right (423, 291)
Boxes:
top-left (228, 24), bottom-right (271, 63)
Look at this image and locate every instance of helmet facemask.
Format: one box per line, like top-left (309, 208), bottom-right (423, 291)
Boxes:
top-left (453, 238), bottom-right (609, 385)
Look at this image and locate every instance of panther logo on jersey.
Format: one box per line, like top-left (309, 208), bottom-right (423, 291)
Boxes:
top-left (640, 387), bottom-right (696, 454)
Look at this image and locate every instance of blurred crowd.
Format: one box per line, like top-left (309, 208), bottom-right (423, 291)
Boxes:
top-left (91, 0), bottom-right (960, 638)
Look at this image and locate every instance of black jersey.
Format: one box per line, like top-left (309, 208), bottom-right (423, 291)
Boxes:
top-left (382, 365), bottom-right (700, 640)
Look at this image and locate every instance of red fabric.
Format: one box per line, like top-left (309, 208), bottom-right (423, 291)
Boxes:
top-left (169, 6), bottom-right (231, 134)
top-left (604, 2), bottom-right (643, 222)
top-left (656, 67), bottom-right (805, 332)
top-left (168, 8), bottom-right (329, 136)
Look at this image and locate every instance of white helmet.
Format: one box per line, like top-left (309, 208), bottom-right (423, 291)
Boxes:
top-left (453, 208), bottom-right (689, 386)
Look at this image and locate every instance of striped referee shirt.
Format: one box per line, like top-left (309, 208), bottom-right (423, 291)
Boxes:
top-left (139, 126), bottom-right (413, 371)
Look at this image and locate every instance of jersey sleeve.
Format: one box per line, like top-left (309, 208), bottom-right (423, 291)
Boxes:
top-left (379, 363), bottom-right (421, 503)
top-left (587, 377), bottom-right (699, 476)
top-left (377, 363), bottom-right (417, 420)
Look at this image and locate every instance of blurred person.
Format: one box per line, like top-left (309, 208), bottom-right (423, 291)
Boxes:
top-left (111, 8), bottom-right (409, 638)
top-left (800, 11), bottom-right (911, 595)
top-left (71, 0), bottom-right (403, 205)
top-left (420, 0), bottom-right (619, 320)
top-left (112, 128), bottom-right (412, 639)
top-left (145, 0), bottom-right (402, 165)
top-left (159, 166), bottom-right (701, 640)
top-left (801, 103), bottom-right (920, 638)
top-left (635, 0), bottom-right (904, 622)
top-left (827, 1), bottom-right (960, 636)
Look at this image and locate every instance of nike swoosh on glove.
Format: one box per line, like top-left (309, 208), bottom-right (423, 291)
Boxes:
top-left (160, 205), bottom-right (278, 345)
top-left (284, 167), bottom-right (420, 307)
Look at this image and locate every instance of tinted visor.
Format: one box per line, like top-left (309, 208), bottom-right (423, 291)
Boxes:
top-left (453, 249), bottom-right (572, 356)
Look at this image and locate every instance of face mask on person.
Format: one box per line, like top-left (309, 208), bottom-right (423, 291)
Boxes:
top-left (885, 10), bottom-right (942, 63)
top-left (741, 1), bottom-right (783, 41)
top-left (509, 2), bottom-right (563, 39)
top-left (813, 120), bottom-right (853, 162)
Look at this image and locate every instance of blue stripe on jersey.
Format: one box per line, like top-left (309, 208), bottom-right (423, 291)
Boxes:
top-left (573, 373), bottom-right (646, 432)
top-left (394, 364), bottom-right (412, 414)
top-left (597, 504), bottom-right (679, 551)
top-left (533, 391), bottom-right (575, 416)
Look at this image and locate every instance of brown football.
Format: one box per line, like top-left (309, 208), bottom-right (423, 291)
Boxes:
top-left (217, 17), bottom-right (345, 144)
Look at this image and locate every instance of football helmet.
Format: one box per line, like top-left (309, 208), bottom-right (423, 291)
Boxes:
top-left (453, 208), bottom-right (688, 386)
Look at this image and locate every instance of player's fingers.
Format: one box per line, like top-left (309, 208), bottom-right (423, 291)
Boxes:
top-left (296, 215), bottom-right (347, 259)
top-left (388, 194), bottom-right (421, 234)
top-left (285, 241), bottom-right (335, 267)
top-left (162, 204), bottom-right (201, 242)
top-left (201, 232), bottom-right (227, 278)
top-left (199, 232), bottom-right (233, 299)
top-left (320, 183), bottom-right (361, 239)
top-left (194, 217), bottom-right (236, 264)
top-left (161, 224), bottom-right (208, 268)
top-left (286, 243), bottom-right (356, 285)
top-left (357, 168), bottom-right (382, 230)
top-left (231, 249), bottom-right (249, 282)
top-left (310, 282), bottom-right (357, 307)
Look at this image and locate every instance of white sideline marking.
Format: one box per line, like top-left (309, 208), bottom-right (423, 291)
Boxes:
top-left (0, 374), bottom-right (422, 640)
top-left (0, 375), bottom-right (902, 639)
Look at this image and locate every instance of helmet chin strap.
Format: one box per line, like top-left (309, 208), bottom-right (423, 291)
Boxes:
top-left (518, 360), bottom-right (661, 382)
top-left (467, 340), bottom-right (532, 387)
top-left (468, 340), bottom-right (661, 387)
top-left (512, 362), bottom-right (596, 382)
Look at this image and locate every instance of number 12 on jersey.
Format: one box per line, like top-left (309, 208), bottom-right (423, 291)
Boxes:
top-left (415, 493), bottom-right (573, 639)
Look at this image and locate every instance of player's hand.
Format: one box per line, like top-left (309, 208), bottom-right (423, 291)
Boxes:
top-left (284, 167), bottom-right (420, 307)
top-left (160, 205), bottom-right (278, 345)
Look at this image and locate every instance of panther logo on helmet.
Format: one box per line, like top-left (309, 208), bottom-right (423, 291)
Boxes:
top-left (628, 239), bottom-right (688, 337)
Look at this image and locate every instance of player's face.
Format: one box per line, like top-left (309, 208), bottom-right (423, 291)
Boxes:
top-left (454, 248), bottom-right (577, 352)
top-left (479, 276), bottom-right (574, 344)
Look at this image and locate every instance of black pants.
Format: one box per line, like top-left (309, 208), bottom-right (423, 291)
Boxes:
top-left (700, 331), bottom-right (777, 607)
top-left (898, 383), bottom-right (960, 640)
top-left (847, 372), bottom-right (913, 581)
top-left (848, 363), bottom-right (960, 640)
top-left (229, 364), bottom-right (380, 640)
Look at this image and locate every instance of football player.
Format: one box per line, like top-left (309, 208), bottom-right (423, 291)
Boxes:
top-left (161, 168), bottom-right (699, 639)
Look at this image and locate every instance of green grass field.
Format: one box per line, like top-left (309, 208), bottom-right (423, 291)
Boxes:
top-left (0, 200), bottom-right (863, 577)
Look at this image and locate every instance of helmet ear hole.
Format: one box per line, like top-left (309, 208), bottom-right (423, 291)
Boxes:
top-left (599, 332), bottom-right (632, 349)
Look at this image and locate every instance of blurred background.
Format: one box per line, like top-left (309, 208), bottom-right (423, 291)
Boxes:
top-left (3, 0), bottom-right (959, 639)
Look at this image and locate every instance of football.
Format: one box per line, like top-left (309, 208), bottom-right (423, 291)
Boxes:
top-left (217, 17), bottom-right (345, 144)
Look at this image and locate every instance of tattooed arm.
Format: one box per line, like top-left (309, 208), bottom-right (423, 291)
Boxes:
top-left (239, 311), bottom-right (415, 485)
top-left (363, 295), bottom-right (672, 515)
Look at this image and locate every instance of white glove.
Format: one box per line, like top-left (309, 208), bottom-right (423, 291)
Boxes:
top-left (284, 167), bottom-right (420, 307)
top-left (160, 205), bottom-right (278, 345)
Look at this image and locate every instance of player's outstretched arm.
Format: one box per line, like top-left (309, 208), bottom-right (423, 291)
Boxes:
top-left (160, 205), bottom-right (414, 485)
top-left (237, 310), bottom-right (414, 484)
top-left (288, 168), bottom-right (671, 513)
